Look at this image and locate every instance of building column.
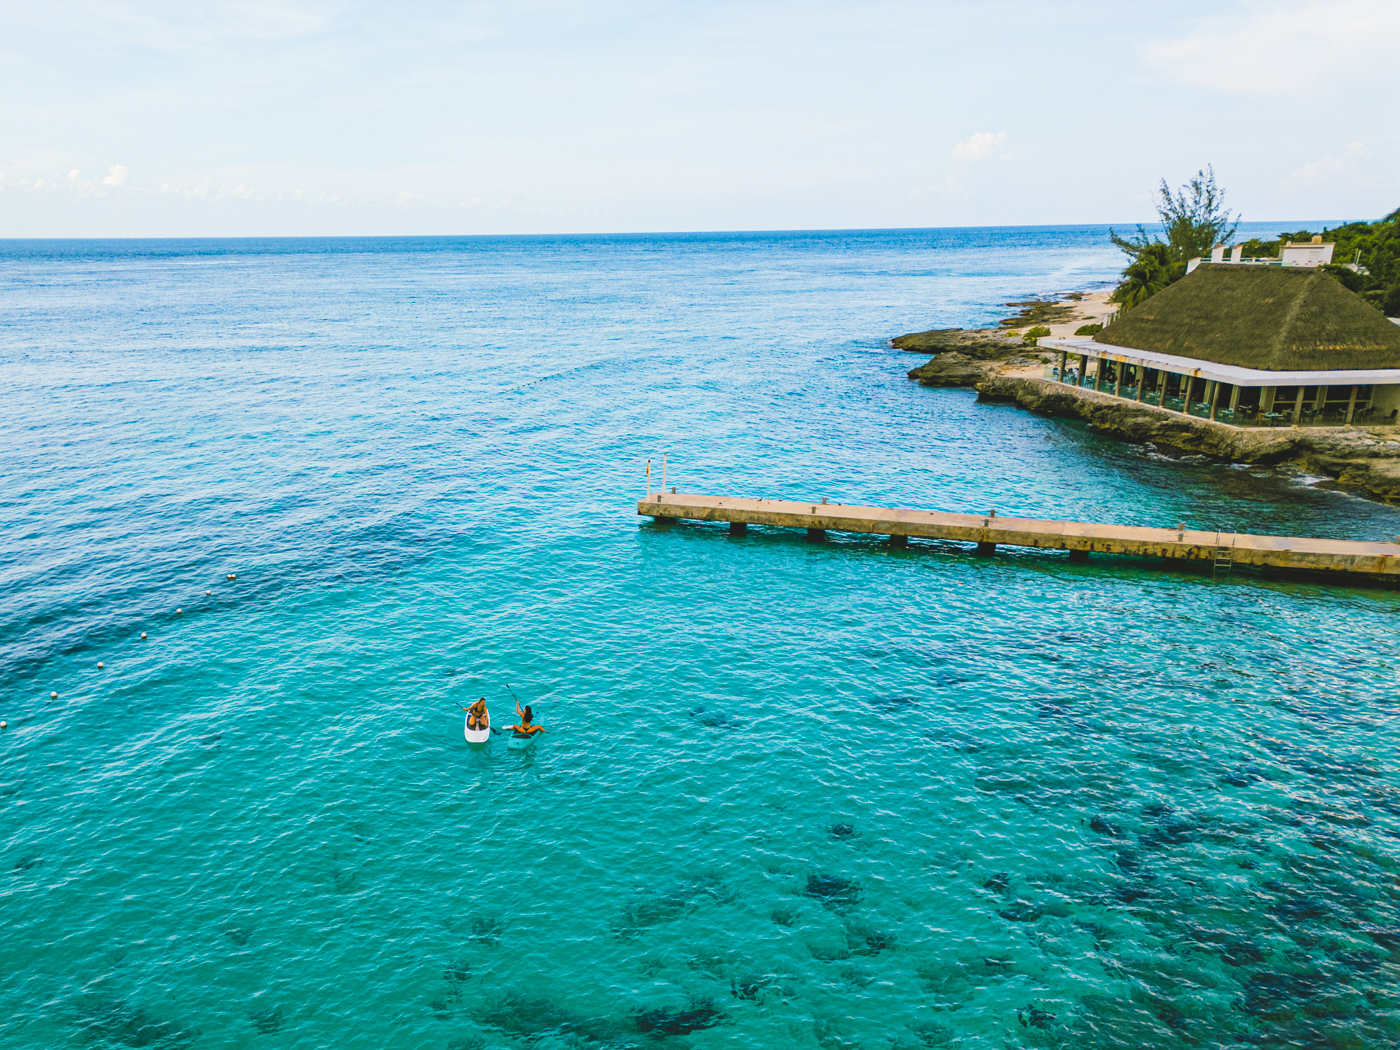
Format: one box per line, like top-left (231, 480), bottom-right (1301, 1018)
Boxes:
top-left (1262, 386), bottom-right (1276, 414)
top-left (1291, 391), bottom-right (1304, 425)
top-left (1113, 363), bottom-right (1123, 397)
top-left (1057, 350), bottom-right (1067, 383)
top-left (1345, 385), bottom-right (1359, 424)
top-left (1078, 355), bottom-right (1089, 387)
top-left (1158, 370), bottom-right (1170, 405)
top-left (1137, 368), bottom-right (1150, 402)
top-left (1313, 386), bottom-right (1326, 411)
top-left (1209, 381), bottom-right (1223, 421)
top-left (1092, 358), bottom-right (1104, 392)
top-left (1229, 385), bottom-right (1242, 411)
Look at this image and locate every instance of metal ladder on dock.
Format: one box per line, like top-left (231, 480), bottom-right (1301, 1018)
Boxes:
top-left (1212, 530), bottom-right (1235, 579)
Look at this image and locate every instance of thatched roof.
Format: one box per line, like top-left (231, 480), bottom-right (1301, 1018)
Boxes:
top-left (1094, 264), bottom-right (1400, 371)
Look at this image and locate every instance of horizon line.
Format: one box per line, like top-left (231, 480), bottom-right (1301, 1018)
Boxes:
top-left (0, 218), bottom-right (1357, 244)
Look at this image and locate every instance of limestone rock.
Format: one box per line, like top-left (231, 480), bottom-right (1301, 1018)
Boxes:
top-left (907, 352), bottom-right (1001, 387)
top-left (892, 328), bottom-right (1020, 360)
top-left (972, 375), bottom-right (1400, 502)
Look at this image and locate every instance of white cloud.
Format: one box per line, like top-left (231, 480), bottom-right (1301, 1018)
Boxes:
top-left (951, 131), bottom-right (1006, 162)
top-left (1280, 141), bottom-right (1372, 194)
top-left (1147, 0), bottom-right (1400, 95)
top-left (102, 164), bottom-right (129, 186)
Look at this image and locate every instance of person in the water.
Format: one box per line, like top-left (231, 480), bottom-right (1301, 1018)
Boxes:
top-left (508, 701), bottom-right (546, 737)
top-left (466, 698), bottom-right (488, 731)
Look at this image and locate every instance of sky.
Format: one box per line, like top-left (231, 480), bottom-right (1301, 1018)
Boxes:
top-left (1, 0), bottom-right (1397, 237)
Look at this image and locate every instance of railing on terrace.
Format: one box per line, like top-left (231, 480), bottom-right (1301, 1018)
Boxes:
top-left (1035, 370), bottom-right (1397, 428)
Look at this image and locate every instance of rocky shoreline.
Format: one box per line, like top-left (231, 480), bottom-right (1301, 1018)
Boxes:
top-left (896, 309), bottom-right (1400, 504)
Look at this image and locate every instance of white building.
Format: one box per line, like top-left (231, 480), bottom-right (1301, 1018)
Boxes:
top-left (1187, 235), bottom-right (1335, 274)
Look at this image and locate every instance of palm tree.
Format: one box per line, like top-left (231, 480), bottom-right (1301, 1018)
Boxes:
top-left (1111, 243), bottom-right (1171, 309)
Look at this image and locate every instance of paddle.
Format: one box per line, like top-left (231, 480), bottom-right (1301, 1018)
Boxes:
top-left (504, 686), bottom-right (562, 733)
top-left (504, 682), bottom-right (551, 732)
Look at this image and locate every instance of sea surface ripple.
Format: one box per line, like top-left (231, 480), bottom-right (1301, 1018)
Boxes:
top-left (3, 227), bottom-right (1400, 1049)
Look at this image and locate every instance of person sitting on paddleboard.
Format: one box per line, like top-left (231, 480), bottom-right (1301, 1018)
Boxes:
top-left (466, 698), bottom-right (488, 731)
top-left (508, 701), bottom-right (546, 737)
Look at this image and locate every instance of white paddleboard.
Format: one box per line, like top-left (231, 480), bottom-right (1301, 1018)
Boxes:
top-left (465, 712), bottom-right (491, 744)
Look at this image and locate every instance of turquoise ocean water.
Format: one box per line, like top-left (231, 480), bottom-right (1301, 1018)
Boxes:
top-left (3, 226), bottom-right (1400, 1050)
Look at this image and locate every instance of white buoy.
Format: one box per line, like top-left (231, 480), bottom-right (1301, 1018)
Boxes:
top-left (227, 573), bottom-right (236, 580)
top-left (177, 608), bottom-right (182, 614)
top-left (141, 632), bottom-right (147, 640)
top-left (1, 721), bottom-right (7, 729)
top-left (50, 691), bottom-right (58, 699)
top-left (98, 662), bottom-right (104, 669)
top-left (205, 590), bottom-right (210, 595)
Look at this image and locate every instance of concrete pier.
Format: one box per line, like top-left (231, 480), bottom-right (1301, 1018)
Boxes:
top-left (638, 492), bottom-right (1400, 582)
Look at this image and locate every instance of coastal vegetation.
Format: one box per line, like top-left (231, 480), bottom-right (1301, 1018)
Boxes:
top-left (1238, 208), bottom-right (1400, 316)
top-left (1109, 166), bottom-right (1239, 306)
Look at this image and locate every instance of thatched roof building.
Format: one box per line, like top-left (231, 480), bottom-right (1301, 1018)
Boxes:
top-left (1042, 264), bottom-right (1400, 427)
top-left (1093, 264), bottom-right (1400, 371)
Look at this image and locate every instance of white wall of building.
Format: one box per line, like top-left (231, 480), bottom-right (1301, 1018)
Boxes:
top-left (1280, 241), bottom-right (1335, 267)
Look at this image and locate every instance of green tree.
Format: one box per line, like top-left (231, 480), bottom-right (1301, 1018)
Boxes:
top-left (1110, 242), bottom-right (1172, 308)
top-left (1108, 166), bottom-right (1240, 308)
top-left (1111, 166), bottom-right (1240, 265)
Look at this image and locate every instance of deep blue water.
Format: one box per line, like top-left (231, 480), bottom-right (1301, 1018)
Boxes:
top-left (3, 226), bottom-right (1400, 1050)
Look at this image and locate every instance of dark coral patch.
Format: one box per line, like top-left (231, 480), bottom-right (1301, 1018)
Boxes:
top-left (803, 873), bottom-right (861, 908)
top-left (636, 1001), bottom-right (723, 1035)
